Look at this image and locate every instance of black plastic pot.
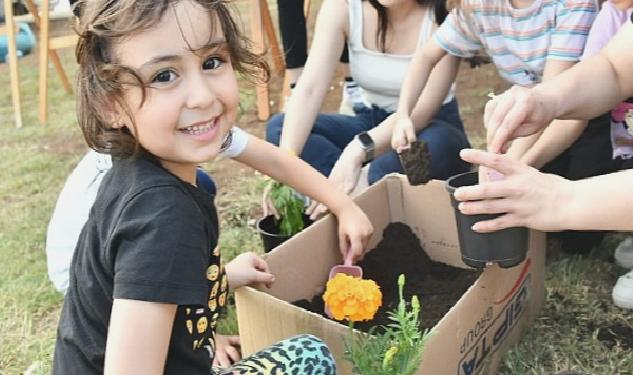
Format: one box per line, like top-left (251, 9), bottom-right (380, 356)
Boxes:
top-left (445, 171), bottom-right (528, 269)
top-left (256, 214), bottom-right (313, 253)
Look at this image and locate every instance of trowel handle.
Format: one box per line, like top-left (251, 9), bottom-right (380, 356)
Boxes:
top-left (344, 250), bottom-right (355, 266)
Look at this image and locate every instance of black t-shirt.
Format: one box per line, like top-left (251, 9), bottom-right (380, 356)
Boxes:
top-left (53, 153), bottom-right (228, 375)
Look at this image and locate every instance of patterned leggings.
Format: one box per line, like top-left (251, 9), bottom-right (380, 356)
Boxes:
top-left (214, 334), bottom-right (336, 375)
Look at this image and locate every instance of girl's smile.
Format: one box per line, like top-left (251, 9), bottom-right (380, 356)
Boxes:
top-left (178, 117), bottom-right (220, 142)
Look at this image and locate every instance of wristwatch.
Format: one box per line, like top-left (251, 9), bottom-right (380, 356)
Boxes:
top-left (355, 132), bottom-right (375, 164)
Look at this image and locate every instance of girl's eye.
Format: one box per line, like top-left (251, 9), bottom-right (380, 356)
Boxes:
top-left (203, 57), bottom-right (224, 70)
top-left (151, 70), bottom-right (177, 83)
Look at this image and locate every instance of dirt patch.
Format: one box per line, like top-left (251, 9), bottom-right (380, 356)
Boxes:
top-left (293, 222), bottom-right (480, 333)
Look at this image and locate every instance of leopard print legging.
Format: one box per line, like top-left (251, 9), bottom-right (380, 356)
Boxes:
top-left (213, 334), bottom-right (336, 375)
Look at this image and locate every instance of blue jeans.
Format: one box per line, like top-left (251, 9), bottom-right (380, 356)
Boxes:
top-left (266, 99), bottom-right (471, 183)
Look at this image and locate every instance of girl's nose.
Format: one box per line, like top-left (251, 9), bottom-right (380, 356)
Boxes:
top-left (184, 74), bottom-right (216, 110)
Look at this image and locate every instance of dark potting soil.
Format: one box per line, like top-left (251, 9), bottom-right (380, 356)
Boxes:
top-left (292, 222), bottom-right (480, 333)
top-left (398, 140), bottom-right (432, 186)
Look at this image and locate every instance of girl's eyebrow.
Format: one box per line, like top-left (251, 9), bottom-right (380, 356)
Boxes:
top-left (138, 39), bottom-right (228, 70)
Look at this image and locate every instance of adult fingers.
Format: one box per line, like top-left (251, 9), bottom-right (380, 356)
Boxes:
top-left (486, 91), bottom-right (516, 152)
top-left (470, 213), bottom-right (520, 233)
top-left (227, 336), bottom-right (241, 346)
top-left (457, 197), bottom-right (514, 216)
top-left (459, 149), bottom-right (523, 176)
top-left (309, 203), bottom-right (329, 221)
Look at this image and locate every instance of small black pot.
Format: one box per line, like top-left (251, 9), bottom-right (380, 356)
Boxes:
top-left (445, 171), bottom-right (528, 269)
top-left (256, 214), bottom-right (313, 253)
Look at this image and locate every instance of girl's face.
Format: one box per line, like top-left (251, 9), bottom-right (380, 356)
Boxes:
top-left (114, 0), bottom-right (238, 183)
top-left (610, 0), bottom-right (633, 11)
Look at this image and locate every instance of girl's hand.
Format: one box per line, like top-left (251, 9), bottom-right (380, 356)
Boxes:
top-left (225, 252), bottom-right (275, 290)
top-left (391, 116), bottom-right (416, 153)
top-left (454, 149), bottom-right (573, 232)
top-left (212, 335), bottom-right (241, 368)
top-left (336, 202), bottom-right (373, 262)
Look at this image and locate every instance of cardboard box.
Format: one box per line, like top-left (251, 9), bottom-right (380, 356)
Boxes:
top-left (236, 175), bottom-right (546, 375)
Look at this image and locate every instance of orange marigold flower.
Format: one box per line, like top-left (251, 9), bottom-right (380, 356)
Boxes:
top-left (323, 273), bottom-right (382, 322)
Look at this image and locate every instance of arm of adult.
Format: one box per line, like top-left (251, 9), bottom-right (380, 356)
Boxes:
top-left (234, 136), bottom-right (373, 260)
top-left (104, 299), bottom-right (176, 375)
top-left (454, 149), bottom-right (633, 232)
top-left (278, 0), bottom-right (348, 154)
top-left (330, 52), bottom-right (460, 194)
top-left (486, 21), bottom-right (633, 153)
top-left (505, 60), bottom-right (589, 169)
top-left (392, 39), bottom-right (448, 150)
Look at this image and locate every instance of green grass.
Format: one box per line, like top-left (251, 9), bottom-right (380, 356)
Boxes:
top-left (1, 13), bottom-right (633, 375)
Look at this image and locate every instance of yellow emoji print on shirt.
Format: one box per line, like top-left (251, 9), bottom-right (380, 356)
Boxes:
top-left (220, 274), bottom-right (228, 292)
top-left (186, 320), bottom-right (193, 334)
top-left (213, 246), bottom-right (220, 257)
top-left (218, 291), bottom-right (227, 307)
top-left (197, 317), bottom-right (208, 334)
top-left (208, 298), bottom-right (217, 312)
top-left (210, 282), bottom-right (219, 299)
top-left (206, 265), bottom-right (220, 281)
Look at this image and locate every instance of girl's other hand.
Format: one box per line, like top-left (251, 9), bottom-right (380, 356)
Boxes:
top-left (212, 335), bottom-right (241, 368)
top-left (336, 202), bottom-right (373, 262)
top-left (454, 149), bottom-right (573, 232)
top-left (225, 252), bottom-right (275, 290)
top-left (391, 116), bottom-right (416, 153)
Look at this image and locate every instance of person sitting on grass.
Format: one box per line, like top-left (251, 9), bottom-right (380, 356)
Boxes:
top-left (53, 1), bottom-right (374, 374)
top-left (266, 0), bottom-right (471, 196)
top-left (393, 0), bottom-right (602, 254)
top-left (454, 13), bottom-right (633, 311)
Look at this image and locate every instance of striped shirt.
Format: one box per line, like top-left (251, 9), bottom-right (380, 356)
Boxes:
top-left (435, 0), bottom-right (597, 86)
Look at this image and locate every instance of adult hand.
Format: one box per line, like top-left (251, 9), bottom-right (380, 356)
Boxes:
top-left (454, 149), bottom-right (573, 232)
top-left (212, 335), bottom-right (241, 368)
top-left (306, 144), bottom-right (366, 220)
top-left (335, 202), bottom-right (373, 262)
top-left (485, 86), bottom-right (557, 153)
top-left (391, 115), bottom-right (416, 153)
top-left (225, 252), bottom-right (275, 290)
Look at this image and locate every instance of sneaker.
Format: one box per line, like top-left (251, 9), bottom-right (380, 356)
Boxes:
top-left (613, 269), bottom-right (633, 309)
top-left (339, 78), bottom-right (364, 115)
top-left (614, 237), bottom-right (633, 268)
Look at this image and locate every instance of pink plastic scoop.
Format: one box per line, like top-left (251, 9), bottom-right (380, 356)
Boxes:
top-left (328, 251), bottom-right (363, 280)
top-left (325, 251), bottom-right (363, 318)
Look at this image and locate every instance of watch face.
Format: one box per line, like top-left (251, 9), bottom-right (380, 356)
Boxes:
top-left (357, 132), bottom-right (373, 147)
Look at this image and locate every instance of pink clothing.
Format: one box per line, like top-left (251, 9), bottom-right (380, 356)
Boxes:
top-left (582, 2), bottom-right (633, 59)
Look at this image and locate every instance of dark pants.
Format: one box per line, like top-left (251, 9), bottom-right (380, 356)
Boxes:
top-left (266, 99), bottom-right (471, 184)
top-left (277, 0), bottom-right (348, 68)
top-left (543, 113), bottom-right (633, 253)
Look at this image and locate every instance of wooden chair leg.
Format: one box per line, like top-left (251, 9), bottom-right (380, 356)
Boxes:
top-left (38, 0), bottom-right (50, 124)
top-left (261, 0), bottom-right (284, 75)
top-left (49, 51), bottom-right (72, 93)
top-left (250, 0), bottom-right (270, 121)
top-left (4, 0), bottom-right (23, 128)
top-left (304, 0), bottom-right (312, 19)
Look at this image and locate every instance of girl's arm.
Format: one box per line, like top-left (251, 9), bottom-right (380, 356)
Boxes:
top-left (392, 39), bottom-right (448, 150)
top-left (455, 149), bottom-right (633, 232)
top-left (279, 0), bottom-right (349, 155)
top-left (104, 299), bottom-right (176, 375)
top-left (234, 136), bottom-right (373, 259)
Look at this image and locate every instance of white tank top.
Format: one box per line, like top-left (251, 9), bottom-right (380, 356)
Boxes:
top-left (347, 0), bottom-right (456, 112)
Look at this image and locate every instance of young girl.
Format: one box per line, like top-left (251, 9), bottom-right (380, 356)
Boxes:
top-left (266, 0), bottom-right (471, 196)
top-left (53, 1), bottom-right (373, 374)
top-left (393, 0), bottom-right (597, 170)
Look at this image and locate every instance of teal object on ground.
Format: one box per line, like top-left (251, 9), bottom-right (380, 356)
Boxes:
top-left (0, 23), bottom-right (36, 63)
